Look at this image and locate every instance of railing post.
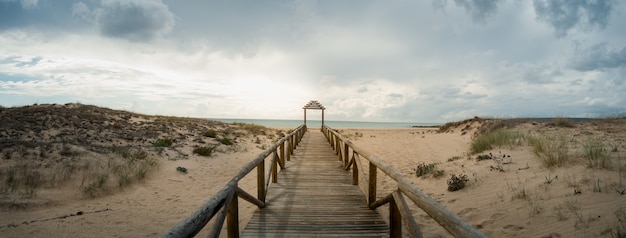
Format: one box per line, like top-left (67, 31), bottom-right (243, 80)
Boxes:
top-left (352, 153), bottom-right (358, 185)
top-left (257, 160), bottom-right (265, 202)
top-left (368, 162), bottom-right (377, 207)
top-left (279, 143), bottom-right (285, 166)
top-left (389, 197), bottom-right (402, 238)
top-left (272, 151), bottom-right (278, 183)
top-left (286, 141), bottom-right (292, 161)
top-left (227, 190), bottom-right (240, 238)
top-left (343, 143), bottom-right (349, 166)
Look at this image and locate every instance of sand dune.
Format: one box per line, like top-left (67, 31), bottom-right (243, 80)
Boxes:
top-left (1, 104), bottom-right (624, 237)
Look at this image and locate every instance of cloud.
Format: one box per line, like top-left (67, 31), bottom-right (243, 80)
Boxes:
top-left (433, 0), bottom-right (504, 23)
top-left (73, 0), bottom-right (175, 41)
top-left (0, 0), bottom-right (38, 9)
top-left (533, 0), bottom-right (613, 37)
top-left (570, 43), bottom-right (626, 71)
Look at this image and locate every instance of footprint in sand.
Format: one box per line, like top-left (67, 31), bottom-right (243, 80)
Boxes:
top-left (540, 232), bottom-right (562, 238)
top-left (489, 213), bottom-right (504, 219)
top-left (475, 212), bottom-right (506, 229)
top-left (503, 224), bottom-right (524, 231)
top-left (457, 207), bottom-right (477, 216)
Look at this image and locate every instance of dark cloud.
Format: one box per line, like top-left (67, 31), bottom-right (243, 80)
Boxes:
top-left (432, 0), bottom-right (504, 23)
top-left (0, 0), bottom-right (38, 9)
top-left (93, 0), bottom-right (175, 41)
top-left (453, 0), bottom-right (504, 22)
top-left (570, 43), bottom-right (626, 71)
top-left (0, 1), bottom-right (78, 31)
top-left (533, 0), bottom-right (613, 37)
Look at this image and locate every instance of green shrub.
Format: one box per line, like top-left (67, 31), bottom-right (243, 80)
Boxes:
top-left (553, 117), bottom-right (575, 128)
top-left (193, 146), bottom-right (216, 156)
top-left (476, 154), bottom-right (492, 161)
top-left (153, 138), bottom-right (173, 147)
top-left (447, 174), bottom-right (469, 191)
top-left (176, 166), bottom-right (188, 173)
top-left (220, 137), bottom-right (233, 145)
top-left (470, 129), bottom-right (525, 154)
top-left (203, 129), bottom-right (218, 138)
top-left (415, 162), bottom-right (437, 177)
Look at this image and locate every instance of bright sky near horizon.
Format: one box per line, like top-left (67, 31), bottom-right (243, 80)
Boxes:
top-left (1, 0), bottom-right (625, 123)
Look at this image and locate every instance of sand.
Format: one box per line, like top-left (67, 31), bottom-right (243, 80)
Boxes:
top-left (1, 105), bottom-right (625, 237)
top-left (339, 118), bottom-right (626, 237)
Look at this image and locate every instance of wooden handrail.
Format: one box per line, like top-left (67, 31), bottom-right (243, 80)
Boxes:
top-left (322, 125), bottom-right (485, 238)
top-left (163, 124), bottom-right (307, 238)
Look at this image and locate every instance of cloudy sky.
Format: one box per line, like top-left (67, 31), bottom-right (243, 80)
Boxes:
top-left (1, 0), bottom-right (625, 123)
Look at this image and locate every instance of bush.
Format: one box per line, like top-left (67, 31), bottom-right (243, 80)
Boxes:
top-left (176, 166), bottom-right (188, 173)
top-left (476, 154), bottom-right (492, 161)
top-left (415, 162), bottom-right (436, 177)
top-left (193, 146), bottom-right (216, 156)
top-left (220, 137), bottom-right (233, 145)
top-left (447, 174), bottom-right (469, 192)
top-left (553, 117), bottom-right (575, 128)
top-left (203, 129), bottom-right (218, 138)
top-left (530, 135), bottom-right (569, 168)
top-left (153, 138), bottom-right (173, 147)
top-left (584, 138), bottom-right (611, 169)
top-left (470, 129), bottom-right (525, 154)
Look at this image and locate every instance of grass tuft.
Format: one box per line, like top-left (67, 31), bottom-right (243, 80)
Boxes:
top-left (203, 129), bottom-right (218, 138)
top-left (584, 138), bottom-right (612, 169)
top-left (470, 129), bottom-right (525, 154)
top-left (193, 146), bottom-right (216, 156)
top-left (153, 138), bottom-right (173, 147)
top-left (529, 135), bottom-right (569, 168)
top-left (219, 137), bottom-right (234, 145)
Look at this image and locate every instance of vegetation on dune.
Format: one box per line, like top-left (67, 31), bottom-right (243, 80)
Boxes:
top-left (233, 122), bottom-right (267, 136)
top-left (153, 138), bottom-right (173, 147)
top-left (529, 134), bottom-right (570, 168)
top-left (193, 146), bottom-right (216, 156)
top-left (0, 103), bottom-right (273, 202)
top-left (470, 129), bottom-right (525, 154)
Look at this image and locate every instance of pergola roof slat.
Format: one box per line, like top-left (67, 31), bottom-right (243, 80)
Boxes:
top-left (303, 100), bottom-right (325, 110)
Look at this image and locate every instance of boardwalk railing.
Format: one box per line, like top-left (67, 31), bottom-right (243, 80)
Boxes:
top-left (322, 125), bottom-right (486, 238)
top-left (163, 125), bottom-right (307, 238)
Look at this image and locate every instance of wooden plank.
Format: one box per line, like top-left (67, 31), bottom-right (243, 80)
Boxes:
top-left (242, 131), bottom-right (389, 237)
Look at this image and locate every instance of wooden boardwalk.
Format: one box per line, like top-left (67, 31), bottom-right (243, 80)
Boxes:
top-left (242, 131), bottom-right (389, 237)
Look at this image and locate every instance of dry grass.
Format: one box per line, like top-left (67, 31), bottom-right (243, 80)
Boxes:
top-left (470, 129), bottom-right (526, 154)
top-left (529, 134), bottom-right (570, 168)
top-left (0, 103), bottom-right (259, 202)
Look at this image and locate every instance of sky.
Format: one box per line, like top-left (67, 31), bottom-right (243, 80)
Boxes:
top-left (1, 0), bottom-right (625, 123)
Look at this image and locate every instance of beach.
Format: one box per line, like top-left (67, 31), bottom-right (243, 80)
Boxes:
top-left (1, 105), bottom-right (625, 237)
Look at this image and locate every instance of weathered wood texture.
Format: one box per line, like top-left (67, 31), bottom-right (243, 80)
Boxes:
top-left (242, 131), bottom-right (389, 237)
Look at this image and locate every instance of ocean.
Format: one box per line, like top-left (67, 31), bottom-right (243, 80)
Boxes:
top-left (210, 118), bottom-right (440, 128)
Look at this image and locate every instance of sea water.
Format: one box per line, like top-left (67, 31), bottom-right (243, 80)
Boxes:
top-left (210, 118), bottom-right (439, 128)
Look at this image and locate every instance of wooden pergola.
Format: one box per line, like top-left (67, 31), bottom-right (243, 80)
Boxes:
top-left (303, 100), bottom-right (325, 127)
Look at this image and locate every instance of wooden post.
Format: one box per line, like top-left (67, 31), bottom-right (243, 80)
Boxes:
top-left (272, 152), bottom-right (278, 183)
top-left (352, 154), bottom-right (358, 185)
top-left (389, 197), bottom-right (402, 238)
top-left (257, 161), bottom-right (265, 202)
top-left (321, 109), bottom-right (324, 132)
top-left (279, 143), bottom-right (285, 169)
top-left (343, 143), bottom-right (349, 166)
top-left (286, 142), bottom-right (291, 161)
top-left (368, 162), bottom-right (377, 207)
top-left (303, 109), bottom-right (307, 127)
top-left (227, 190), bottom-right (239, 238)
